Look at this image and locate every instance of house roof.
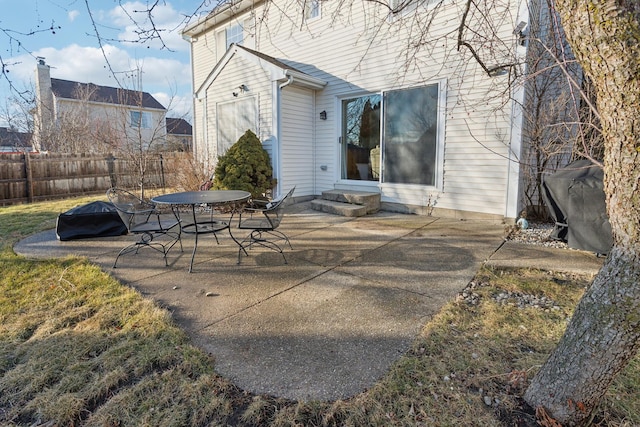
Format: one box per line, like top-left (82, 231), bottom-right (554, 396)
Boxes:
top-left (236, 45), bottom-right (303, 73)
top-left (51, 78), bottom-right (166, 110)
top-left (0, 127), bottom-right (33, 149)
top-left (166, 118), bottom-right (192, 136)
top-left (195, 44), bottom-right (327, 98)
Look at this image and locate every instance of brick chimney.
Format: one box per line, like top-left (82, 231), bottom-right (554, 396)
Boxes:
top-left (34, 58), bottom-right (54, 151)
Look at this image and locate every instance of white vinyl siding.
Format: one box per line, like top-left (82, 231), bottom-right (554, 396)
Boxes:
top-left (202, 53), bottom-right (274, 168)
top-left (280, 86), bottom-right (315, 196)
top-left (190, 0), bottom-right (525, 217)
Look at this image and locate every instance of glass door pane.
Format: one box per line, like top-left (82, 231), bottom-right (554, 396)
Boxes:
top-left (341, 94), bottom-right (381, 181)
top-left (382, 84), bottom-right (439, 185)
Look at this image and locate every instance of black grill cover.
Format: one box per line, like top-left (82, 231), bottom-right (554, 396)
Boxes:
top-left (541, 159), bottom-right (613, 254)
top-left (56, 201), bottom-right (127, 241)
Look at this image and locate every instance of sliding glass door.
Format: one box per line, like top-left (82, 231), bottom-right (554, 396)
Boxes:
top-left (340, 83), bottom-right (441, 186)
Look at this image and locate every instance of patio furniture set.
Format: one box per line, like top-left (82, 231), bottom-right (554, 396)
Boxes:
top-left (106, 187), bottom-right (295, 273)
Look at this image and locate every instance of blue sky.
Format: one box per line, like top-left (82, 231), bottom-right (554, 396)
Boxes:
top-left (0, 0), bottom-right (215, 126)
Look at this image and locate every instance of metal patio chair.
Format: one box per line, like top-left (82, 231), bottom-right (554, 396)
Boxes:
top-left (236, 186), bottom-right (295, 264)
top-left (106, 188), bottom-right (182, 268)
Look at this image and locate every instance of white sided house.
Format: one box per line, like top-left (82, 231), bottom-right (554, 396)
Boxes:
top-left (34, 59), bottom-right (167, 153)
top-left (182, 0), bottom-right (550, 221)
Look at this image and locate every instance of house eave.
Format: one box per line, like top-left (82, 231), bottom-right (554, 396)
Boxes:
top-left (182, 0), bottom-right (262, 40)
top-left (195, 44), bottom-right (326, 99)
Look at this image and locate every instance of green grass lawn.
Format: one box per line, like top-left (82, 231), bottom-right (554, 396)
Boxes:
top-left (0, 196), bottom-right (638, 426)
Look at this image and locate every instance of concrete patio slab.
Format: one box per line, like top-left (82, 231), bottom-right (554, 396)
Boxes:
top-left (14, 202), bottom-right (601, 401)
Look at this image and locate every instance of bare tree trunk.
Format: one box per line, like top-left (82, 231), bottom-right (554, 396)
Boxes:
top-left (524, 248), bottom-right (640, 424)
top-left (524, 1), bottom-right (640, 425)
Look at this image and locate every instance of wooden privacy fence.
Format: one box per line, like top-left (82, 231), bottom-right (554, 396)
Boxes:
top-left (0, 152), bottom-right (189, 206)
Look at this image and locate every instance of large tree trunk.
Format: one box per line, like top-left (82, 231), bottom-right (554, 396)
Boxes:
top-left (523, 1), bottom-right (640, 425)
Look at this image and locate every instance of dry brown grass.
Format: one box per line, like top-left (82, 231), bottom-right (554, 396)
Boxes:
top-left (1, 197), bottom-right (638, 426)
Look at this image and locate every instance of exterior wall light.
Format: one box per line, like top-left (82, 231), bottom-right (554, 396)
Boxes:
top-left (319, 110), bottom-right (327, 120)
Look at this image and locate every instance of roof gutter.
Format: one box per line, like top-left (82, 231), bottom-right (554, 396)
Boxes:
top-left (182, 0), bottom-right (260, 39)
top-left (284, 70), bottom-right (327, 90)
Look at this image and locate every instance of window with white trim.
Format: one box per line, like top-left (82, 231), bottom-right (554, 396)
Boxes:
top-left (216, 97), bottom-right (257, 155)
top-left (130, 111), bottom-right (151, 129)
top-left (304, 0), bottom-right (321, 21)
top-left (388, 0), bottom-right (435, 17)
top-left (225, 23), bottom-right (243, 49)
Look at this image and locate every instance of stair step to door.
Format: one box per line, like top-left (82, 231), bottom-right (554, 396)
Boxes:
top-left (321, 190), bottom-right (380, 214)
top-left (310, 199), bottom-right (368, 217)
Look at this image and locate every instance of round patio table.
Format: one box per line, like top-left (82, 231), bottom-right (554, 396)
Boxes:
top-left (152, 190), bottom-right (251, 272)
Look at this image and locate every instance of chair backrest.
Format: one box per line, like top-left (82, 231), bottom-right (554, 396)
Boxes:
top-left (106, 188), bottom-right (155, 230)
top-left (263, 186), bottom-right (295, 229)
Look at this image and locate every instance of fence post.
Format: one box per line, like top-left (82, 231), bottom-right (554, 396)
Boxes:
top-left (107, 154), bottom-right (116, 188)
top-left (159, 154), bottom-right (166, 190)
top-left (24, 153), bottom-right (34, 203)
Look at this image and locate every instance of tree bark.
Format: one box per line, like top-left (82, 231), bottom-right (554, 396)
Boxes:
top-left (524, 1), bottom-right (640, 425)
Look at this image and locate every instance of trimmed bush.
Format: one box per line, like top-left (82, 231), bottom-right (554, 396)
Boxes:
top-left (212, 130), bottom-right (275, 198)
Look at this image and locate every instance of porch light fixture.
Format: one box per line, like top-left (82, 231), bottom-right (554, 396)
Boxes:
top-left (513, 20), bottom-right (528, 46)
top-left (319, 110), bottom-right (327, 120)
top-left (233, 84), bottom-right (249, 97)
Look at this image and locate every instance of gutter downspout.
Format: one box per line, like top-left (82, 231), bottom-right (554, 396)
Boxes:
top-left (201, 96), bottom-right (209, 173)
top-left (506, 81), bottom-right (525, 220)
top-left (184, 32), bottom-right (206, 174)
top-left (505, 3), bottom-right (530, 220)
top-left (274, 74), bottom-right (294, 197)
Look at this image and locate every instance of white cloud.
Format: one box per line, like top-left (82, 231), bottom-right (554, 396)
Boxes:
top-left (154, 92), bottom-right (192, 121)
top-left (68, 10), bottom-right (80, 22)
top-left (107, 1), bottom-right (190, 52)
top-left (131, 55), bottom-right (191, 88)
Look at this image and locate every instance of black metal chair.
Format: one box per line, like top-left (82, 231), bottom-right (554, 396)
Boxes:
top-left (106, 188), bottom-right (182, 268)
top-left (236, 187), bottom-right (295, 264)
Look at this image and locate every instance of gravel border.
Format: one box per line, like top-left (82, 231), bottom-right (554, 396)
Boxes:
top-left (507, 221), bottom-right (568, 249)
top-left (457, 221), bottom-right (569, 309)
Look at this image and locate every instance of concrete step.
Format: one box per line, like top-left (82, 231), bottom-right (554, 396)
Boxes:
top-left (310, 199), bottom-right (368, 217)
top-left (320, 190), bottom-right (380, 214)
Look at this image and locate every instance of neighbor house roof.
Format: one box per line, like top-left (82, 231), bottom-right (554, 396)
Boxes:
top-left (166, 118), bottom-right (192, 136)
top-left (0, 127), bottom-right (33, 151)
top-left (51, 78), bottom-right (166, 110)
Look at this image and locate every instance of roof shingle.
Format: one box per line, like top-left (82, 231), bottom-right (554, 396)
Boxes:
top-left (51, 78), bottom-right (166, 110)
top-left (166, 118), bottom-right (192, 135)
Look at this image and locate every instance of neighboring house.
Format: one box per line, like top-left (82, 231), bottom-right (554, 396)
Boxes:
top-left (0, 127), bottom-right (34, 153)
top-left (33, 59), bottom-right (167, 153)
top-left (165, 117), bottom-right (193, 151)
top-left (182, 0), bottom-right (571, 220)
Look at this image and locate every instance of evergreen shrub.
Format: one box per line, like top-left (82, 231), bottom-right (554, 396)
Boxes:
top-left (212, 129), bottom-right (275, 198)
